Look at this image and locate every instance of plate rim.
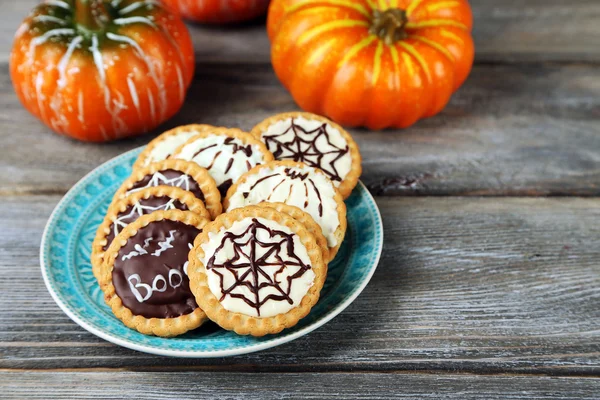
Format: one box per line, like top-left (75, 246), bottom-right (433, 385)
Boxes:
top-left (40, 147), bottom-right (383, 358)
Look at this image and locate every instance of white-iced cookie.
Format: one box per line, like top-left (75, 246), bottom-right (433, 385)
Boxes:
top-left (187, 205), bottom-right (326, 336)
top-left (134, 125), bottom-right (221, 170)
top-left (170, 128), bottom-right (274, 197)
top-left (224, 160), bottom-right (347, 260)
top-left (251, 112), bottom-right (362, 199)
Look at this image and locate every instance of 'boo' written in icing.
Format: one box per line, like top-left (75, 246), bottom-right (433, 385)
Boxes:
top-left (127, 269), bottom-right (185, 303)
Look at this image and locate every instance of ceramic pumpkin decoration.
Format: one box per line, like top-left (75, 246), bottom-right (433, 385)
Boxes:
top-left (10, 0), bottom-right (195, 142)
top-left (267, 0), bottom-right (475, 129)
top-left (161, 0), bottom-right (270, 23)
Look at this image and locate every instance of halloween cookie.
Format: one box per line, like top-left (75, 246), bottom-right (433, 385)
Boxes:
top-left (224, 161), bottom-right (347, 260)
top-left (170, 128), bottom-right (274, 197)
top-left (251, 112), bottom-right (362, 199)
top-left (133, 124), bottom-right (221, 170)
top-left (99, 210), bottom-right (209, 337)
top-left (257, 202), bottom-right (330, 263)
top-left (114, 159), bottom-right (222, 219)
top-left (187, 206), bottom-right (326, 336)
top-left (91, 186), bottom-right (209, 281)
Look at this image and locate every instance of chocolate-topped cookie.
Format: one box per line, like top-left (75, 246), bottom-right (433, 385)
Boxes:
top-left (91, 186), bottom-right (210, 281)
top-left (133, 124), bottom-right (221, 170)
top-left (113, 159), bottom-right (222, 219)
top-left (170, 127), bottom-right (274, 197)
top-left (251, 112), bottom-right (362, 199)
top-left (100, 210), bottom-right (209, 337)
top-left (224, 160), bottom-right (347, 261)
top-left (187, 206), bottom-right (326, 336)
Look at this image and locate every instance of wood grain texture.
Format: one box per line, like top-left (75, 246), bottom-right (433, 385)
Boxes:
top-left (1, 0), bottom-right (600, 396)
top-left (0, 371), bottom-right (599, 399)
top-left (1, 0), bottom-right (600, 63)
top-left (0, 0), bottom-right (271, 64)
top-left (1, 196), bottom-right (598, 374)
top-left (1, 62), bottom-right (599, 196)
top-left (471, 0), bottom-right (600, 63)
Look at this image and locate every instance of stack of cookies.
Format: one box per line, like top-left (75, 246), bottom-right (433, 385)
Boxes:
top-left (91, 112), bottom-right (362, 337)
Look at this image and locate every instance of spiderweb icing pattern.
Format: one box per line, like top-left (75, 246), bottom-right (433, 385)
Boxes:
top-left (262, 118), bottom-right (350, 183)
top-left (206, 218), bottom-right (312, 316)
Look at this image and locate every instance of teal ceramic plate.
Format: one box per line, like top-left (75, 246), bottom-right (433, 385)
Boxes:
top-left (40, 147), bottom-right (383, 357)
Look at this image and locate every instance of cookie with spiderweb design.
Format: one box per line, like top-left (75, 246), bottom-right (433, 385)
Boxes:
top-left (251, 112), bottom-right (362, 199)
top-left (188, 206), bottom-right (326, 336)
top-left (114, 158), bottom-right (222, 219)
top-left (257, 202), bottom-right (330, 264)
top-left (91, 186), bottom-right (210, 281)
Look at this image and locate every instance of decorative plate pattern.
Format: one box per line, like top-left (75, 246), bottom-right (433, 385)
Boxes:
top-left (40, 147), bottom-right (383, 357)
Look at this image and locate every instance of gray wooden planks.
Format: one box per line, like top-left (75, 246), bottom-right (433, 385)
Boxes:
top-left (1, 195), bottom-right (598, 374)
top-left (2, 0), bottom-right (600, 197)
top-left (471, 0), bottom-right (600, 62)
top-left (0, 0), bottom-right (271, 64)
top-left (1, 0), bottom-right (600, 63)
top-left (1, 371), bottom-right (599, 399)
top-left (1, 0), bottom-right (600, 396)
top-left (1, 63), bottom-right (600, 196)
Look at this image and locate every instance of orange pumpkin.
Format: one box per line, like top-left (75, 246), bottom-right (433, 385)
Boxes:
top-left (267, 0), bottom-right (475, 129)
top-left (10, 0), bottom-right (195, 142)
top-left (161, 0), bottom-right (270, 23)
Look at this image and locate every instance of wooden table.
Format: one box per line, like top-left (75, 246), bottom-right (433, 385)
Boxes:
top-left (1, 1), bottom-right (599, 398)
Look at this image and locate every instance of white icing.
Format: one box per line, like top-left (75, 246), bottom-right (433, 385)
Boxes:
top-left (121, 230), bottom-right (185, 303)
top-left (151, 230), bottom-right (176, 256)
top-left (227, 165), bottom-right (340, 247)
top-left (262, 116), bottom-right (352, 186)
top-left (120, 230), bottom-right (178, 261)
top-left (122, 237), bottom-right (152, 260)
top-left (112, 198), bottom-right (179, 238)
top-left (199, 217), bottom-right (315, 318)
top-left (144, 131), bottom-right (198, 166)
top-left (126, 171), bottom-right (193, 195)
top-left (127, 269), bottom-right (184, 303)
top-left (173, 135), bottom-right (266, 188)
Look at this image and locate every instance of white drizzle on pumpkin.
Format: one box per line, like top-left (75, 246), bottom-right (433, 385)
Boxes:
top-left (16, 0), bottom-right (183, 140)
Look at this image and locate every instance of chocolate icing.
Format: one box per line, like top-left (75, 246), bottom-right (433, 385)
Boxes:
top-left (285, 169), bottom-right (309, 181)
top-left (250, 173), bottom-right (279, 191)
top-left (218, 179), bottom-right (233, 198)
top-left (103, 196), bottom-right (188, 251)
top-left (190, 137), bottom-right (256, 197)
top-left (224, 137), bottom-right (253, 157)
top-left (206, 218), bottom-right (311, 316)
top-left (263, 119), bottom-right (349, 182)
top-left (112, 220), bottom-right (200, 319)
top-left (240, 168), bottom-right (323, 209)
top-left (129, 169), bottom-right (205, 202)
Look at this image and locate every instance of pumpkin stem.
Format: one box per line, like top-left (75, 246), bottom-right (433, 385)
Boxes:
top-left (75, 0), bottom-right (110, 31)
top-left (369, 9), bottom-right (409, 45)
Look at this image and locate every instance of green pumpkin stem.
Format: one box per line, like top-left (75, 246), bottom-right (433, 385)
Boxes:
top-left (75, 0), bottom-right (110, 31)
top-left (369, 9), bottom-right (409, 45)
